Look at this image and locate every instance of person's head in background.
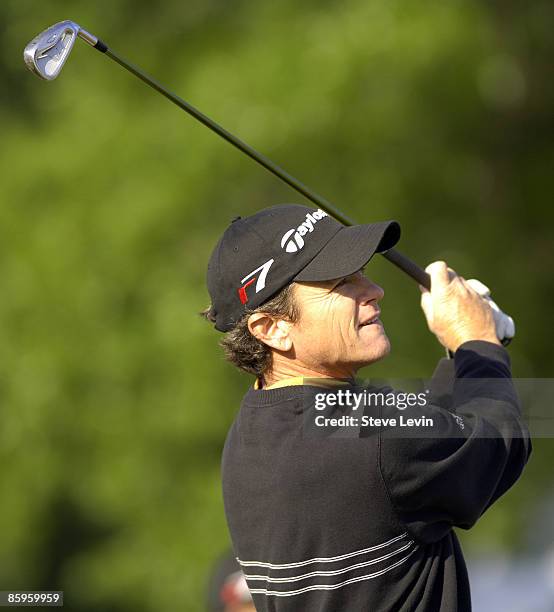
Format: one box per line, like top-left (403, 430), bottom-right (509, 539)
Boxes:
top-left (207, 552), bottom-right (255, 612)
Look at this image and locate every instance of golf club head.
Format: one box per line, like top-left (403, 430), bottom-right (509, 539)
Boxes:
top-left (24, 20), bottom-right (81, 81)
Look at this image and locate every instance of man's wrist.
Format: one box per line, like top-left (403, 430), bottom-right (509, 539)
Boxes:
top-left (449, 333), bottom-right (501, 353)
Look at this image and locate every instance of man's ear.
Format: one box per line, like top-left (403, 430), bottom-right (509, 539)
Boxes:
top-left (247, 313), bottom-right (293, 352)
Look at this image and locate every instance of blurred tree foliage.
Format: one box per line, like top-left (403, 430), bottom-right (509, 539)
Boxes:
top-left (0, 0), bottom-right (552, 610)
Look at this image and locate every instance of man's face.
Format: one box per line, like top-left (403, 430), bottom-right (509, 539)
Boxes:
top-left (288, 268), bottom-right (389, 377)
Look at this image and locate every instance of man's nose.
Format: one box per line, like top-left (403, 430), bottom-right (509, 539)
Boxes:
top-left (359, 277), bottom-right (384, 303)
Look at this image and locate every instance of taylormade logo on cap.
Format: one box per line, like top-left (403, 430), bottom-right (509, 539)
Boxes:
top-left (280, 209), bottom-right (328, 253)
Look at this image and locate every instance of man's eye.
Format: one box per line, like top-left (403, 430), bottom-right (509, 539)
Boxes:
top-left (335, 276), bottom-right (352, 288)
top-left (334, 268), bottom-right (365, 289)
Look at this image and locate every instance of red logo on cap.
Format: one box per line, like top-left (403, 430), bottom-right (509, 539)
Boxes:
top-left (237, 258), bottom-right (275, 305)
top-left (238, 278), bottom-right (256, 304)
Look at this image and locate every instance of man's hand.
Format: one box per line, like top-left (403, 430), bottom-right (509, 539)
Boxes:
top-left (465, 279), bottom-right (515, 344)
top-left (420, 261), bottom-right (501, 353)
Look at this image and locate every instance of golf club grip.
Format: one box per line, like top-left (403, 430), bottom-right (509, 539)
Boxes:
top-left (382, 249), bottom-right (430, 290)
top-left (383, 251), bottom-right (511, 347)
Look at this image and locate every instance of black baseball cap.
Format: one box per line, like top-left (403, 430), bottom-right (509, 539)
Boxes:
top-left (206, 204), bottom-right (400, 332)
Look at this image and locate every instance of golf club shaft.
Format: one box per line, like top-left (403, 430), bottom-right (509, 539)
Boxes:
top-left (92, 39), bottom-right (431, 290)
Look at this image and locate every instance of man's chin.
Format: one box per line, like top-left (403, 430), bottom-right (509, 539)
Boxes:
top-left (371, 336), bottom-right (391, 362)
top-left (352, 332), bottom-right (390, 369)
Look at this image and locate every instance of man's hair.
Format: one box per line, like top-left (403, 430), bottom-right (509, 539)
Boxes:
top-left (201, 283), bottom-right (299, 378)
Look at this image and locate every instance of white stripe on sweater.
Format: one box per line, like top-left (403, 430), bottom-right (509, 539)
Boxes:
top-left (248, 546), bottom-right (419, 597)
top-left (237, 532), bottom-right (409, 570)
top-left (244, 540), bottom-right (414, 583)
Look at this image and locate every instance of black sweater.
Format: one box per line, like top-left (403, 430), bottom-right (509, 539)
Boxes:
top-left (221, 341), bottom-right (532, 611)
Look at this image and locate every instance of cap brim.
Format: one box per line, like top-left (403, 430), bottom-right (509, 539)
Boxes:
top-left (293, 221), bottom-right (400, 282)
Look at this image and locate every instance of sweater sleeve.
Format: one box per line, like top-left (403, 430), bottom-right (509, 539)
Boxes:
top-left (378, 341), bottom-right (532, 543)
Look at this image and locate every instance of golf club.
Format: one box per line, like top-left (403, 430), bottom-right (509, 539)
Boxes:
top-left (23, 20), bottom-right (429, 283)
top-left (23, 20), bottom-right (513, 345)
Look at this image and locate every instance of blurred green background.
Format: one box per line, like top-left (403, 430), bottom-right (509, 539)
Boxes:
top-left (1, 0), bottom-right (553, 610)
